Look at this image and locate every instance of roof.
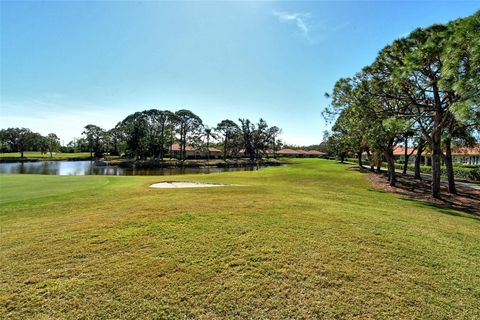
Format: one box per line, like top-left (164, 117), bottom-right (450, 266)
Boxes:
top-left (295, 150), bottom-right (310, 155)
top-left (305, 150), bottom-right (326, 155)
top-left (386, 145), bottom-right (480, 156)
top-left (171, 143), bottom-right (194, 151)
top-left (170, 143), bottom-right (221, 153)
top-left (277, 148), bottom-right (300, 155)
top-left (452, 145), bottom-right (480, 156)
top-left (277, 149), bottom-right (324, 155)
top-left (392, 147), bottom-right (417, 156)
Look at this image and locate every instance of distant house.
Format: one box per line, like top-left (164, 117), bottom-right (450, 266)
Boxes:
top-left (235, 149), bottom-right (279, 158)
top-left (264, 149), bottom-right (276, 158)
top-left (277, 149), bottom-right (301, 157)
top-left (295, 150), bottom-right (310, 157)
top-left (277, 149), bottom-right (325, 158)
top-left (451, 145), bottom-right (480, 165)
top-left (392, 147), bottom-right (418, 163)
top-left (169, 143), bottom-right (222, 159)
top-left (392, 145), bottom-right (480, 166)
top-left (305, 150), bottom-right (326, 158)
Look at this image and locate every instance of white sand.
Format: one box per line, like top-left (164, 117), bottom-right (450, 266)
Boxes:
top-left (149, 182), bottom-right (243, 189)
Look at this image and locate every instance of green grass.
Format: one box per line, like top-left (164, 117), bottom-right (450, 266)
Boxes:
top-left (1, 159), bottom-right (479, 319)
top-left (0, 151), bottom-right (92, 161)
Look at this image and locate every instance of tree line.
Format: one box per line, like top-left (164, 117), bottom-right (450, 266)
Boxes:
top-left (71, 109), bottom-right (282, 161)
top-left (323, 12), bottom-right (479, 199)
top-left (0, 128), bottom-right (61, 158)
top-left (1, 111), bottom-right (283, 161)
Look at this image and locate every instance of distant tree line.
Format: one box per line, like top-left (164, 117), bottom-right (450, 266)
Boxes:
top-left (323, 12), bottom-right (479, 199)
top-left (0, 128), bottom-right (61, 158)
top-left (1, 111), bottom-right (283, 161)
top-left (72, 109), bottom-right (282, 160)
top-left (282, 143), bottom-right (327, 152)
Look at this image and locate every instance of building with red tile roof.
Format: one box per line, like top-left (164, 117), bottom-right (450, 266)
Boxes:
top-left (391, 145), bottom-right (480, 165)
top-left (169, 143), bottom-right (221, 159)
top-left (277, 149), bottom-right (325, 158)
top-left (305, 150), bottom-right (326, 156)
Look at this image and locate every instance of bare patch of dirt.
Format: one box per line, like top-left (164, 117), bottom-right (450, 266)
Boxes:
top-left (356, 167), bottom-right (480, 216)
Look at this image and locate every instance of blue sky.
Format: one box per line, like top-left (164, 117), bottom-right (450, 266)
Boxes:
top-left (1, 1), bottom-right (478, 145)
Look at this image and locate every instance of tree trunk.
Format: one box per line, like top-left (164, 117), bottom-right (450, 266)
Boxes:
top-left (431, 83), bottom-right (443, 199)
top-left (183, 139), bottom-right (186, 161)
top-left (169, 134), bottom-right (174, 160)
top-left (159, 143), bottom-right (164, 162)
top-left (431, 129), bottom-right (442, 199)
top-left (402, 138), bottom-right (408, 174)
top-left (414, 139), bottom-right (424, 180)
top-left (340, 153), bottom-right (345, 163)
top-left (181, 129), bottom-right (186, 161)
top-left (223, 137), bottom-right (228, 161)
top-left (443, 137), bottom-right (456, 194)
top-left (384, 148), bottom-right (396, 187)
top-left (159, 126), bottom-right (165, 161)
top-left (366, 149), bottom-right (374, 172)
top-left (357, 151), bottom-right (364, 168)
top-left (206, 135), bottom-right (210, 161)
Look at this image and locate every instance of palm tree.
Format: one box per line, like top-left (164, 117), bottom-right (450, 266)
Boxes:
top-left (203, 127), bottom-right (217, 161)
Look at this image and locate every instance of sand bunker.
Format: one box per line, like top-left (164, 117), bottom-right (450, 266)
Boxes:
top-left (150, 182), bottom-right (243, 189)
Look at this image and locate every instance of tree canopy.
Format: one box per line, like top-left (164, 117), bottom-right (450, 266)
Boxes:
top-left (323, 12), bottom-right (480, 198)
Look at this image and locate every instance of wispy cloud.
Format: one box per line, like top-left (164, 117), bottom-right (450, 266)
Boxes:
top-left (272, 10), bottom-right (311, 36)
top-left (272, 10), bottom-right (352, 45)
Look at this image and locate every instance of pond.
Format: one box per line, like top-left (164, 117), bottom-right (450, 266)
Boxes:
top-left (0, 160), bottom-right (263, 176)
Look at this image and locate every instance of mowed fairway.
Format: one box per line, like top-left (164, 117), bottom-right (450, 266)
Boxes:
top-left (1, 159), bottom-right (479, 319)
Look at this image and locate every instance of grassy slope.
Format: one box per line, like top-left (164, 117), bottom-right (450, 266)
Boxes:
top-left (0, 159), bottom-right (479, 319)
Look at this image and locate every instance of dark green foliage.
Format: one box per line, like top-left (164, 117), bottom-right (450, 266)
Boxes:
top-left (394, 163), bottom-right (480, 182)
top-left (82, 124), bottom-right (107, 158)
top-left (323, 12), bottom-right (480, 198)
top-left (0, 127), bottom-right (61, 157)
top-left (216, 119), bottom-right (242, 160)
top-left (239, 118), bottom-right (282, 159)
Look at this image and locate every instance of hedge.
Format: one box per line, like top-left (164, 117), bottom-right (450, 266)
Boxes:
top-left (338, 157), bottom-right (479, 182)
top-left (394, 163), bottom-right (480, 182)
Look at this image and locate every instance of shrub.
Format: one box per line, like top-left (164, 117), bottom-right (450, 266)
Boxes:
top-left (394, 164), bottom-right (480, 182)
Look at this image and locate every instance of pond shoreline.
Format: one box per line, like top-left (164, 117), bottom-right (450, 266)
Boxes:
top-left (114, 159), bottom-right (285, 169)
top-left (0, 157), bottom-right (285, 168)
top-left (0, 157), bottom-right (93, 163)
top-left (0, 158), bottom-right (286, 175)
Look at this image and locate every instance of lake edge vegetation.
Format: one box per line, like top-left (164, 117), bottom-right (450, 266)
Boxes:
top-left (1, 112), bottom-right (284, 164)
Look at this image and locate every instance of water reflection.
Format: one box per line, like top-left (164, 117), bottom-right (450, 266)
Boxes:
top-left (0, 161), bottom-right (262, 176)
